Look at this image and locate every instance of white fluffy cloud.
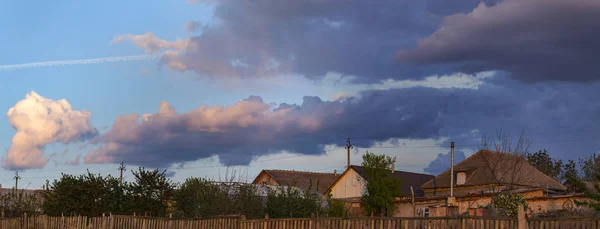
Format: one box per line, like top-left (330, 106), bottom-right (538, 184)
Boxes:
top-left (2, 91), bottom-right (97, 170)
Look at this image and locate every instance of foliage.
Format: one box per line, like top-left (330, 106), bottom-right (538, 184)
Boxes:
top-left (326, 194), bottom-right (348, 217)
top-left (265, 181), bottom-right (323, 218)
top-left (563, 159), bottom-right (583, 193)
top-left (571, 172), bottom-right (600, 212)
top-left (0, 189), bottom-right (42, 217)
top-left (579, 153), bottom-right (600, 181)
top-left (492, 193), bottom-right (528, 217)
top-left (234, 183), bottom-right (265, 219)
top-left (128, 167), bottom-right (176, 217)
top-left (360, 151), bottom-right (403, 217)
top-left (527, 149), bottom-right (563, 180)
top-left (42, 171), bottom-right (128, 216)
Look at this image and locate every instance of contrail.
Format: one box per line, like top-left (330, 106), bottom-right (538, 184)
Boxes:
top-left (0, 53), bottom-right (161, 72)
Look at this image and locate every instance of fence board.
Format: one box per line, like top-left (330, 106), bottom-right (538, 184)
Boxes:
top-left (7, 215), bottom-right (600, 229)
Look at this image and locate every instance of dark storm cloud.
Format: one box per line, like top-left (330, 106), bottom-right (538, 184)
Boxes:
top-left (85, 76), bottom-right (600, 168)
top-left (114, 0), bottom-right (499, 82)
top-left (424, 151), bottom-right (466, 175)
top-left (397, 0), bottom-right (600, 82)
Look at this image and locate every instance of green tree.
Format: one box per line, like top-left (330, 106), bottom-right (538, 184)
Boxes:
top-left (360, 151), bottom-right (403, 217)
top-left (580, 153), bottom-right (600, 181)
top-left (128, 167), bottom-right (176, 217)
top-left (265, 181), bottom-right (322, 218)
top-left (563, 159), bottom-right (583, 193)
top-left (527, 149), bottom-right (563, 180)
top-left (234, 183), bottom-right (265, 219)
top-left (42, 171), bottom-right (128, 216)
top-left (174, 177), bottom-right (230, 217)
top-left (571, 173), bottom-right (600, 212)
top-left (326, 194), bottom-right (348, 217)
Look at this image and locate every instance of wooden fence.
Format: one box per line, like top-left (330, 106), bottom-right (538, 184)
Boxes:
top-left (3, 215), bottom-right (600, 229)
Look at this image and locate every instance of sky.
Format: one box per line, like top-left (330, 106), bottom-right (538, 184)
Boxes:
top-left (1, 0), bottom-right (600, 189)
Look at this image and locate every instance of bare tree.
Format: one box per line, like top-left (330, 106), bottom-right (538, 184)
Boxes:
top-left (476, 129), bottom-right (541, 193)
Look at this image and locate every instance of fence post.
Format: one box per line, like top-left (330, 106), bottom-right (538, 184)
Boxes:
top-left (239, 215), bottom-right (246, 229)
top-left (518, 205), bottom-right (528, 229)
top-left (22, 212), bottom-right (27, 229)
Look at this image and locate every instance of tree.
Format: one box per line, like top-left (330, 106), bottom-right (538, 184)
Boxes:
top-left (128, 167), bottom-right (176, 217)
top-left (563, 159), bottom-right (583, 193)
top-left (360, 151), bottom-right (403, 217)
top-left (579, 153), bottom-right (600, 181)
top-left (326, 194), bottom-right (349, 217)
top-left (265, 181), bottom-right (322, 218)
top-left (527, 149), bottom-right (563, 180)
top-left (174, 177), bottom-right (234, 218)
top-left (42, 171), bottom-right (128, 216)
top-left (477, 129), bottom-right (535, 192)
top-left (571, 173), bottom-right (600, 213)
top-left (234, 183), bottom-right (265, 219)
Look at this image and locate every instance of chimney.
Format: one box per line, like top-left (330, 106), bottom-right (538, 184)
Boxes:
top-left (334, 169), bottom-right (337, 176)
top-left (391, 163), bottom-right (395, 173)
top-left (450, 142), bottom-right (455, 197)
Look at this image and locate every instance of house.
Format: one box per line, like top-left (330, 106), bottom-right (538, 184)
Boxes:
top-left (326, 165), bottom-right (435, 199)
top-left (252, 169), bottom-right (339, 195)
top-left (325, 165), bottom-right (434, 216)
top-left (420, 150), bottom-right (567, 197)
top-left (394, 150), bottom-right (585, 217)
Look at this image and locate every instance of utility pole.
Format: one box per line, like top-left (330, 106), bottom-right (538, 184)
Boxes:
top-left (345, 138), bottom-right (353, 168)
top-left (450, 142), bottom-right (455, 197)
top-left (118, 162), bottom-right (126, 185)
top-left (14, 171), bottom-right (21, 191)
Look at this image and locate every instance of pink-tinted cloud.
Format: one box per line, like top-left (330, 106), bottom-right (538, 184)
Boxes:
top-left (111, 0), bottom-right (499, 81)
top-left (2, 92), bottom-right (97, 170)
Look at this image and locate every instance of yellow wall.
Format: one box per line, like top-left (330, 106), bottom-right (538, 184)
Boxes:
top-left (328, 169), bottom-right (366, 199)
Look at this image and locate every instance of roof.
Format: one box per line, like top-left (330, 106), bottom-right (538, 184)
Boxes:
top-left (252, 169), bottom-right (339, 195)
top-left (328, 165), bottom-right (434, 197)
top-left (420, 150), bottom-right (566, 191)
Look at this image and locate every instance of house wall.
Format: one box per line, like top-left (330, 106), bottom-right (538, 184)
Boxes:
top-left (328, 169), bottom-right (366, 199)
top-left (526, 196), bottom-right (590, 214)
top-left (391, 190), bottom-right (588, 218)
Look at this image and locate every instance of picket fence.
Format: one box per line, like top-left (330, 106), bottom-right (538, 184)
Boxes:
top-left (2, 215), bottom-right (600, 229)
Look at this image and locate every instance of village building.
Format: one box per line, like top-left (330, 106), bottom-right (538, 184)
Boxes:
top-left (325, 165), bottom-right (434, 216)
top-left (251, 169), bottom-right (339, 195)
top-left (391, 150), bottom-right (589, 217)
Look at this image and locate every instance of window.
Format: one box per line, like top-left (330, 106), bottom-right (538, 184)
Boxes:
top-left (456, 172), bottom-right (466, 185)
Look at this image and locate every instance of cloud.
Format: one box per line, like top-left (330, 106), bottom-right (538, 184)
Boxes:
top-left (423, 150), bottom-right (466, 175)
top-left (64, 155), bottom-right (82, 166)
top-left (110, 32), bottom-right (196, 53)
top-left (112, 0), bottom-right (499, 81)
top-left (3, 92), bottom-right (98, 170)
top-left (185, 21), bottom-right (202, 33)
top-left (396, 0), bottom-right (600, 82)
top-left (85, 77), bottom-right (600, 168)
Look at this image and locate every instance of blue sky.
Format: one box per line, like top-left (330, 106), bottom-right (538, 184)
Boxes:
top-left (2, 0), bottom-right (600, 188)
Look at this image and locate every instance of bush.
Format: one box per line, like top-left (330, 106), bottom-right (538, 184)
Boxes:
top-left (492, 193), bottom-right (528, 217)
